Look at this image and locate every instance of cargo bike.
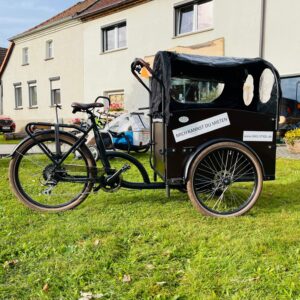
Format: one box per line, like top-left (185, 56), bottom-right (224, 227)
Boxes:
top-left (8, 51), bottom-right (281, 217)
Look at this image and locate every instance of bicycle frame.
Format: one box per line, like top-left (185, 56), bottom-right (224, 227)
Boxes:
top-left (25, 113), bottom-right (109, 168)
top-left (24, 110), bottom-right (167, 190)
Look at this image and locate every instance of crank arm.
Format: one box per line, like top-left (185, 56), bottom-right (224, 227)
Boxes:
top-left (106, 164), bottom-right (131, 184)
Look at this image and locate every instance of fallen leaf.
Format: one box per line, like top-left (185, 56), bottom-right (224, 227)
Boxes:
top-left (156, 281), bottom-right (167, 286)
top-left (79, 292), bottom-right (93, 300)
top-left (146, 264), bottom-right (155, 270)
top-left (94, 239), bottom-right (100, 246)
top-left (122, 274), bottom-right (131, 283)
top-left (79, 291), bottom-right (104, 300)
top-left (42, 283), bottom-right (49, 292)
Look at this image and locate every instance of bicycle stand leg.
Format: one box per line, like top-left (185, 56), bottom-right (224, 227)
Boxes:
top-left (166, 184), bottom-right (170, 198)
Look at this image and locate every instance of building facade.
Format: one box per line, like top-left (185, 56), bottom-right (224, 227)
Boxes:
top-left (1, 0), bottom-right (300, 130)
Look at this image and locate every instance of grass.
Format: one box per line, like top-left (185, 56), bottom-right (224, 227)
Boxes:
top-left (0, 134), bottom-right (21, 145)
top-left (1, 155), bottom-right (300, 299)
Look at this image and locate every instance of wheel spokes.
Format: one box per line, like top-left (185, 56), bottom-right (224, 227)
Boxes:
top-left (17, 140), bottom-right (90, 208)
top-left (193, 148), bottom-right (257, 214)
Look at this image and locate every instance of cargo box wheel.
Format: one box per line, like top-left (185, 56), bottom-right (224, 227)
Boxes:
top-left (187, 142), bottom-right (263, 217)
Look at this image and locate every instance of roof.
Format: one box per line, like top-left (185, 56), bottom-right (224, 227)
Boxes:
top-left (10, 0), bottom-right (148, 40)
top-left (78, 0), bottom-right (149, 19)
top-left (0, 43), bottom-right (15, 80)
top-left (12, 0), bottom-right (98, 39)
top-left (0, 48), bottom-right (7, 66)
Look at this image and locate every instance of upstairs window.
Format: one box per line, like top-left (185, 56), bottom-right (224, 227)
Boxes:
top-left (102, 22), bottom-right (127, 52)
top-left (175, 0), bottom-right (213, 36)
top-left (14, 83), bottom-right (23, 108)
top-left (22, 47), bottom-right (29, 65)
top-left (28, 81), bottom-right (37, 108)
top-left (46, 40), bottom-right (53, 59)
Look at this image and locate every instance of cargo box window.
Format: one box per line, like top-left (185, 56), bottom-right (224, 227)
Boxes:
top-left (171, 77), bottom-right (224, 104)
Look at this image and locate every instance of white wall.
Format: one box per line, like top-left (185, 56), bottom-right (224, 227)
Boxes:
top-left (264, 0), bottom-right (300, 76)
top-left (1, 20), bottom-right (85, 131)
top-left (83, 0), bottom-right (262, 112)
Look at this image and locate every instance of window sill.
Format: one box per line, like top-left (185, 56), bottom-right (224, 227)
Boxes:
top-left (22, 63), bottom-right (29, 66)
top-left (45, 57), bottom-right (54, 61)
top-left (100, 47), bottom-right (128, 55)
top-left (14, 107), bottom-right (23, 110)
top-left (173, 27), bottom-right (214, 39)
top-left (29, 106), bottom-right (38, 109)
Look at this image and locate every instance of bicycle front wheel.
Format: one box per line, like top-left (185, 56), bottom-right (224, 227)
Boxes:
top-left (9, 132), bottom-right (96, 212)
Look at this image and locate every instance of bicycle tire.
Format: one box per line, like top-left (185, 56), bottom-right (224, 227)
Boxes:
top-left (9, 132), bottom-right (96, 212)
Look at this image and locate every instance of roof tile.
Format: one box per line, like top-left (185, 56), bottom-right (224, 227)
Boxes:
top-left (23, 0), bottom-right (98, 34)
top-left (78, 0), bottom-right (143, 18)
top-left (0, 47), bottom-right (7, 66)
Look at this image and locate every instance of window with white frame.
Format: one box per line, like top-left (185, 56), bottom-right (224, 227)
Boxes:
top-left (175, 0), bottom-right (213, 36)
top-left (102, 22), bottom-right (127, 52)
top-left (28, 81), bottom-right (37, 107)
top-left (22, 47), bottom-right (29, 65)
top-left (14, 83), bottom-right (22, 108)
top-left (50, 77), bottom-right (61, 106)
top-left (46, 40), bottom-right (53, 59)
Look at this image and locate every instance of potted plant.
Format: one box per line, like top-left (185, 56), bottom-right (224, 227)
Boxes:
top-left (284, 128), bottom-right (300, 153)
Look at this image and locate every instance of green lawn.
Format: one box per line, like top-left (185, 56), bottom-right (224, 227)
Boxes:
top-left (0, 134), bottom-right (21, 145)
top-left (1, 156), bottom-right (300, 299)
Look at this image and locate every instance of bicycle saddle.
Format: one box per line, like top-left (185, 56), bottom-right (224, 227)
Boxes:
top-left (71, 102), bottom-right (104, 113)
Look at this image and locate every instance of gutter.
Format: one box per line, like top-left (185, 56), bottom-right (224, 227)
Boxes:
top-left (259, 0), bottom-right (266, 58)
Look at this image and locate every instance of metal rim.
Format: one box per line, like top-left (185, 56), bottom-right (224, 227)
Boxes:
top-left (192, 147), bottom-right (259, 215)
top-left (13, 135), bottom-right (92, 209)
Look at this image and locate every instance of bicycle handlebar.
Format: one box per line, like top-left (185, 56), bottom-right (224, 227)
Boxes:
top-left (131, 58), bottom-right (154, 94)
top-left (94, 96), bottom-right (111, 106)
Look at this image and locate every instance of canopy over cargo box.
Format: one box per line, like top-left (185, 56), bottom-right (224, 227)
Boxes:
top-left (150, 51), bottom-right (281, 122)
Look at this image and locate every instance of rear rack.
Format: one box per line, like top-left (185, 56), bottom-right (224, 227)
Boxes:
top-left (25, 122), bottom-right (86, 138)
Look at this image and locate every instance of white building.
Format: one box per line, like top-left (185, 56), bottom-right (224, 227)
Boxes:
top-left (1, 0), bottom-right (300, 131)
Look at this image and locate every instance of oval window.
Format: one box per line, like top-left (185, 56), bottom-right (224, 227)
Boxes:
top-left (259, 68), bottom-right (275, 103)
top-left (243, 74), bottom-right (254, 106)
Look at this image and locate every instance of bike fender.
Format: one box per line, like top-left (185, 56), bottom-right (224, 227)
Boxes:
top-left (183, 138), bottom-right (265, 180)
top-left (7, 135), bottom-right (33, 158)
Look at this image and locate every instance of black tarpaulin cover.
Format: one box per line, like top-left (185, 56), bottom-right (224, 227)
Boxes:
top-left (150, 51), bottom-right (281, 122)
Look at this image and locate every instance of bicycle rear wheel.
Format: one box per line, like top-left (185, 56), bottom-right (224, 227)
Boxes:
top-left (9, 132), bottom-right (96, 212)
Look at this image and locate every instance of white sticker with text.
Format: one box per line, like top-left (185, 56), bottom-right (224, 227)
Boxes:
top-left (243, 131), bottom-right (273, 142)
top-left (172, 113), bottom-right (230, 143)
